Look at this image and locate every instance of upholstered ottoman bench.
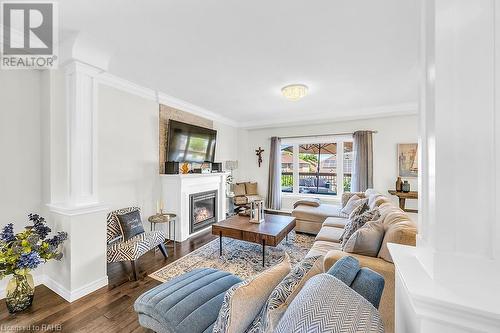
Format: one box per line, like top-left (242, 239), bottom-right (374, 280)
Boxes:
top-left (134, 268), bottom-right (242, 333)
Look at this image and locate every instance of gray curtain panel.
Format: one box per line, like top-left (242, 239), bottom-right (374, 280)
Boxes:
top-left (266, 137), bottom-right (282, 210)
top-left (352, 131), bottom-right (373, 192)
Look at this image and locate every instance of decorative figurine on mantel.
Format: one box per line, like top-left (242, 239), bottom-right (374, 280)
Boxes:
top-left (255, 147), bottom-right (264, 167)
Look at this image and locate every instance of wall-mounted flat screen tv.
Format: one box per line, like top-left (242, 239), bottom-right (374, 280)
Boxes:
top-left (166, 120), bottom-right (217, 163)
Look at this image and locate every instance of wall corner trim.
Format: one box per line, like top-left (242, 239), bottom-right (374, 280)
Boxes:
top-left (47, 203), bottom-right (109, 216)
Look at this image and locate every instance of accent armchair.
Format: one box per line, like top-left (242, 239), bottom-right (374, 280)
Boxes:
top-left (106, 207), bottom-right (167, 280)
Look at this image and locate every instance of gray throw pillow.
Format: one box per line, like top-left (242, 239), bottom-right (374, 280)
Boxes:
top-left (275, 274), bottom-right (384, 333)
top-left (341, 208), bottom-right (381, 249)
top-left (117, 210), bottom-right (145, 241)
top-left (343, 219), bottom-right (385, 257)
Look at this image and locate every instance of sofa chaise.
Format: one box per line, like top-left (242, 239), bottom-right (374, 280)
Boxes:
top-left (293, 189), bottom-right (418, 333)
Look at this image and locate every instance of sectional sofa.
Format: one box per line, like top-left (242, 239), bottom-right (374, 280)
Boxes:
top-left (293, 189), bottom-right (418, 333)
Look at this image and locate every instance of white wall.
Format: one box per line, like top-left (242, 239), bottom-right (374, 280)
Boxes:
top-left (0, 70), bottom-right (45, 295)
top-left (213, 121), bottom-right (240, 178)
top-left (237, 115), bottom-right (418, 210)
top-left (98, 84), bottom-right (161, 217)
top-left (0, 70), bottom-right (42, 227)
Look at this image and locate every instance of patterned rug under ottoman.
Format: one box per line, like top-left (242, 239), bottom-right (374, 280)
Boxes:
top-left (149, 231), bottom-right (315, 282)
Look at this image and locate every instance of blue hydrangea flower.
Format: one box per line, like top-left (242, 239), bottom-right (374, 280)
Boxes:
top-left (17, 252), bottom-right (42, 270)
top-left (29, 214), bottom-right (51, 240)
top-left (0, 223), bottom-right (15, 243)
top-left (47, 232), bottom-right (68, 248)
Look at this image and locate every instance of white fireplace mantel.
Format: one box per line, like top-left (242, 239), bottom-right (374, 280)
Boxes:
top-left (160, 173), bottom-right (228, 241)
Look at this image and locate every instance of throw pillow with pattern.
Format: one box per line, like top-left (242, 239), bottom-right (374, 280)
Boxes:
top-left (339, 199), bottom-right (369, 242)
top-left (341, 208), bottom-right (381, 249)
top-left (246, 255), bottom-right (324, 333)
top-left (116, 209), bottom-right (145, 241)
top-left (274, 274), bottom-right (384, 333)
top-left (213, 253), bottom-right (291, 333)
top-left (348, 198), bottom-right (369, 220)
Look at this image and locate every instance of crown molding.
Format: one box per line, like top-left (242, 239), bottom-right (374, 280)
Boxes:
top-left (156, 92), bottom-right (238, 127)
top-left (239, 103), bottom-right (418, 129)
top-left (95, 72), bottom-right (238, 127)
top-left (97, 72), bottom-right (157, 101)
top-left (71, 50), bottom-right (416, 129)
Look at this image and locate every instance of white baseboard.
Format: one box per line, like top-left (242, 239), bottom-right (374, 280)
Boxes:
top-left (44, 276), bottom-right (108, 302)
top-left (0, 275), bottom-right (108, 303)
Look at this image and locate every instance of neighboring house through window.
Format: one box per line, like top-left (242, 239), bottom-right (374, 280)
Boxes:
top-left (280, 135), bottom-right (353, 197)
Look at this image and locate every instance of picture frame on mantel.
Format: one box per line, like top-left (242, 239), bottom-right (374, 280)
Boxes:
top-left (398, 143), bottom-right (418, 178)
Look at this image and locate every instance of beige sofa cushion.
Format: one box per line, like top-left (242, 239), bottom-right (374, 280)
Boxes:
top-left (293, 198), bottom-right (320, 209)
top-left (378, 220), bottom-right (417, 262)
top-left (315, 226), bottom-right (344, 243)
top-left (234, 183), bottom-right (246, 196)
top-left (306, 240), bottom-right (341, 257)
top-left (368, 194), bottom-right (391, 210)
top-left (245, 182), bottom-right (258, 195)
top-left (378, 202), bottom-right (403, 217)
top-left (322, 216), bottom-right (348, 228)
top-left (292, 203), bottom-right (344, 223)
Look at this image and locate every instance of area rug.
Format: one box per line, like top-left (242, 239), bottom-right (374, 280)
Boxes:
top-left (149, 231), bottom-right (315, 282)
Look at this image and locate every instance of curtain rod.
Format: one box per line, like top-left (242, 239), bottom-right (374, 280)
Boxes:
top-left (278, 130), bottom-right (378, 140)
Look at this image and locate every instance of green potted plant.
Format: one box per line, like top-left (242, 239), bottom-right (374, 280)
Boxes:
top-left (0, 214), bottom-right (67, 313)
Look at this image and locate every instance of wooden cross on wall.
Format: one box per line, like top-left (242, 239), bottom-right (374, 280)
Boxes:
top-left (255, 147), bottom-right (264, 167)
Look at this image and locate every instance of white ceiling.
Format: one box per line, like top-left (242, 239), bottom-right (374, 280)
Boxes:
top-left (59, 0), bottom-right (419, 127)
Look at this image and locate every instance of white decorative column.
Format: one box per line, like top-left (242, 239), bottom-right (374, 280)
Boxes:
top-left (389, 0), bottom-right (500, 332)
top-left (42, 35), bottom-right (111, 302)
top-left (66, 62), bottom-right (100, 207)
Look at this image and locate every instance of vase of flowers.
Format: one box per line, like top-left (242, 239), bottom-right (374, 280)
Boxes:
top-left (0, 214), bottom-right (67, 313)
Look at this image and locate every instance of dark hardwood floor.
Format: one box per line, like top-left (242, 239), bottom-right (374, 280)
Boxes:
top-left (0, 230), bottom-right (217, 333)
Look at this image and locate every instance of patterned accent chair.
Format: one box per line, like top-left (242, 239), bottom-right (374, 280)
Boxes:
top-left (107, 207), bottom-right (167, 280)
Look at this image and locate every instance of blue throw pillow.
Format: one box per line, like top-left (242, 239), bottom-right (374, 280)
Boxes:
top-left (351, 267), bottom-right (385, 309)
top-left (326, 256), bottom-right (360, 286)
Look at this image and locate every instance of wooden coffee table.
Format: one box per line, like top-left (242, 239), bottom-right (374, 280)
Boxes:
top-left (212, 214), bottom-right (296, 266)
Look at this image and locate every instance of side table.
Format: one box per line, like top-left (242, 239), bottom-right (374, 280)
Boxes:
top-left (387, 190), bottom-right (418, 213)
top-left (148, 213), bottom-right (177, 248)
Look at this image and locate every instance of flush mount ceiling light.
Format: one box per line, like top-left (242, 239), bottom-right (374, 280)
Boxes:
top-left (281, 84), bottom-right (308, 101)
